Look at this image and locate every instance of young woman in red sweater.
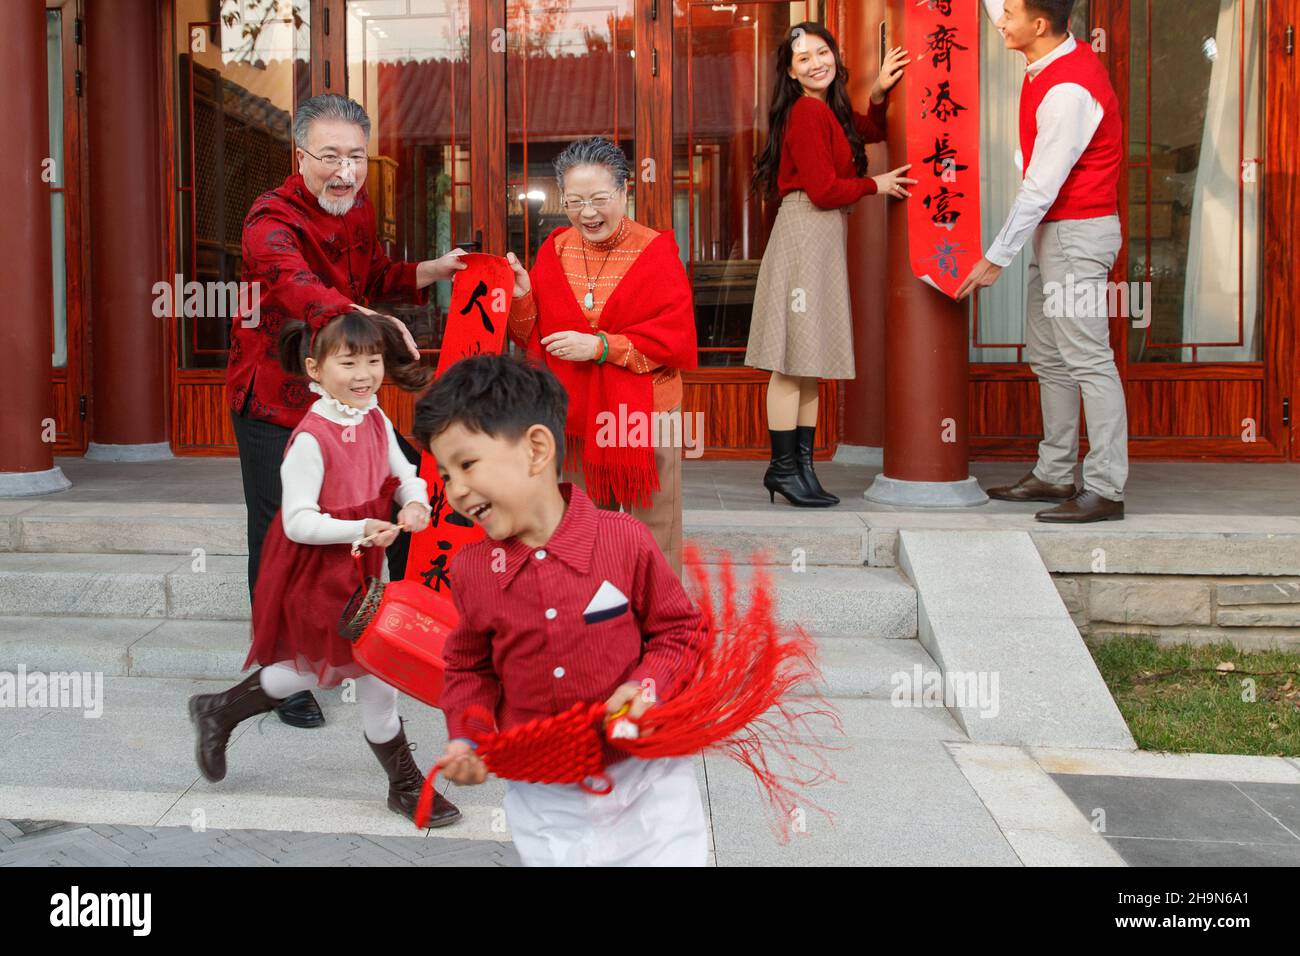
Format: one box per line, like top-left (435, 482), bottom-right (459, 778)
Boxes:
top-left (746, 22), bottom-right (915, 507)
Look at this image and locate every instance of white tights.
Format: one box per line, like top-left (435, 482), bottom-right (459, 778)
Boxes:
top-left (257, 662), bottom-right (401, 744)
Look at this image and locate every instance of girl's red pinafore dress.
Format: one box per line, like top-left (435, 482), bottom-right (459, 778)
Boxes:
top-left (244, 406), bottom-right (400, 688)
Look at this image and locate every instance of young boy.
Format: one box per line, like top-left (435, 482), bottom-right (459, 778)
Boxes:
top-left (412, 354), bottom-right (709, 866)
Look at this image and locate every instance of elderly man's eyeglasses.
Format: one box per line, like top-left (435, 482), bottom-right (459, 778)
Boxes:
top-left (561, 195), bottom-right (618, 212)
top-left (300, 147), bottom-right (369, 170)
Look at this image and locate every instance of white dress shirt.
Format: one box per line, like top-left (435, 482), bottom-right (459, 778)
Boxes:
top-left (280, 381), bottom-right (429, 546)
top-left (980, 0), bottom-right (1107, 267)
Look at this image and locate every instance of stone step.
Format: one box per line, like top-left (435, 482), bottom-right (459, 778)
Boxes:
top-left (1, 502), bottom-right (248, 556)
top-left (2, 503), bottom-right (872, 567)
top-left (0, 553), bottom-right (916, 638)
top-left (0, 552), bottom-right (249, 620)
top-left (684, 511), bottom-right (867, 567)
top-left (861, 512), bottom-right (1300, 576)
top-left (697, 564), bottom-right (917, 640)
top-left (0, 616), bottom-right (933, 701)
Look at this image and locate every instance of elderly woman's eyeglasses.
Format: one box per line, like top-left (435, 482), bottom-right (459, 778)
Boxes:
top-left (561, 195), bottom-right (617, 212)
top-left (300, 147), bottom-right (369, 170)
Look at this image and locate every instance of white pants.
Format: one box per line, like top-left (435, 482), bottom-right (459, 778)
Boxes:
top-left (503, 757), bottom-right (708, 867)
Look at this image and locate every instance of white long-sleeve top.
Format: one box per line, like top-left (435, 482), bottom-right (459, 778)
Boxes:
top-left (279, 381), bottom-right (430, 547)
top-left (980, 0), bottom-right (1106, 267)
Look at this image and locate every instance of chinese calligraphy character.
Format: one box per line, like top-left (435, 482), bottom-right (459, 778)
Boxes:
top-left (925, 24), bottom-right (967, 72)
top-left (921, 134), bottom-right (969, 178)
top-left (418, 540), bottom-right (454, 592)
top-left (921, 81), bottom-right (967, 123)
top-left (924, 240), bottom-right (968, 280)
top-left (923, 186), bottom-right (966, 228)
top-left (427, 481), bottom-right (447, 528)
top-left (919, 0), bottom-right (954, 14)
top-left (459, 280), bottom-right (496, 334)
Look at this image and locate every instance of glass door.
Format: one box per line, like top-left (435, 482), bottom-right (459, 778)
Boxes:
top-left (673, 0), bottom-right (825, 367)
top-left (46, 0), bottom-right (87, 452)
top-left (345, 0), bottom-right (472, 354)
top-left (506, 0), bottom-right (636, 268)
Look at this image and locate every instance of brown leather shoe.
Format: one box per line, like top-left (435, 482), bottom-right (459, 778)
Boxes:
top-left (1035, 490), bottom-right (1124, 523)
top-left (987, 471), bottom-right (1077, 503)
top-left (367, 727), bottom-right (462, 828)
top-left (188, 671), bottom-right (282, 783)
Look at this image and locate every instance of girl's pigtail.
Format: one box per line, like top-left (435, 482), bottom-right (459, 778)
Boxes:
top-left (278, 320), bottom-right (312, 376)
top-left (379, 316), bottom-right (435, 392)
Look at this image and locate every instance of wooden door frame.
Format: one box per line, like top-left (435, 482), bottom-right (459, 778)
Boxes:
top-left (46, 0), bottom-right (89, 454)
top-left (1268, 0), bottom-right (1300, 460)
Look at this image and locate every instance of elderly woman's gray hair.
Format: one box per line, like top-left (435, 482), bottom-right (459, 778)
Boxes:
top-left (293, 94), bottom-right (371, 147)
top-left (553, 136), bottom-right (632, 191)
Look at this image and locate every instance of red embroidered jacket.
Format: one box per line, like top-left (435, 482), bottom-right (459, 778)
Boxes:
top-left (226, 173), bottom-right (427, 428)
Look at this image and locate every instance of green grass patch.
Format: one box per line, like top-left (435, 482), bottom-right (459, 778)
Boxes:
top-left (1088, 636), bottom-right (1300, 756)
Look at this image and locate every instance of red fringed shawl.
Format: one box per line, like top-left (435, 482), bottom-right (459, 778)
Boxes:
top-left (415, 545), bottom-right (841, 840)
top-left (526, 227), bottom-right (698, 508)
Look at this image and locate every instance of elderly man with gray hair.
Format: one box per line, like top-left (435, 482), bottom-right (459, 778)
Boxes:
top-left (223, 93), bottom-right (464, 776)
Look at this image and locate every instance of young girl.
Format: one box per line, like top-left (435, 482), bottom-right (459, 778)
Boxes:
top-left (746, 23), bottom-right (914, 507)
top-left (189, 311), bottom-right (461, 828)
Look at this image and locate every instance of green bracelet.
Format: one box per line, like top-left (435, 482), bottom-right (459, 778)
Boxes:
top-left (595, 331), bottom-right (609, 365)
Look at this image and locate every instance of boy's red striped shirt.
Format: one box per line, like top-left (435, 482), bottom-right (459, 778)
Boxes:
top-left (439, 483), bottom-right (705, 761)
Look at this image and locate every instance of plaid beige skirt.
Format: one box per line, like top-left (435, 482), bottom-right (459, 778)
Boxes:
top-left (744, 190), bottom-right (855, 380)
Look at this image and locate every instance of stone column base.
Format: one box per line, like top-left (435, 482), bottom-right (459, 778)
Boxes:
top-left (864, 474), bottom-right (988, 508)
top-left (85, 442), bottom-right (174, 462)
top-left (0, 467), bottom-right (72, 497)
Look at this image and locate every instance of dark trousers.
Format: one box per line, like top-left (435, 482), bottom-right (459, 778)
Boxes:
top-left (231, 407), bottom-right (423, 601)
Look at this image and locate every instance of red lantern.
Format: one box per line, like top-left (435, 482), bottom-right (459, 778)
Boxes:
top-left (340, 556), bottom-right (454, 707)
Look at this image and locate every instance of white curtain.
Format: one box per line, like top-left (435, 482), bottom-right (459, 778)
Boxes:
top-left (1179, 0), bottom-right (1261, 362)
top-left (971, 6), bottom-right (1027, 362)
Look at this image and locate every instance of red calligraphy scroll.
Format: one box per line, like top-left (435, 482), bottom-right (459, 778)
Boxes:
top-left (403, 253), bottom-right (513, 595)
top-left (905, 0), bottom-right (981, 298)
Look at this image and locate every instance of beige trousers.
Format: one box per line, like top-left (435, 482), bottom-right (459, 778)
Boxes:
top-left (1025, 216), bottom-right (1129, 501)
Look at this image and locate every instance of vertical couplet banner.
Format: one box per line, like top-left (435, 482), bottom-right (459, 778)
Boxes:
top-left (404, 253), bottom-right (513, 594)
top-left (905, 0), bottom-right (981, 299)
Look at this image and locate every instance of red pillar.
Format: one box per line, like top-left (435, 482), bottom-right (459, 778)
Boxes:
top-left (84, 0), bottom-right (170, 459)
top-left (865, 0), bottom-right (985, 506)
top-left (841, 0), bottom-right (889, 451)
top-left (0, 1), bottom-right (69, 494)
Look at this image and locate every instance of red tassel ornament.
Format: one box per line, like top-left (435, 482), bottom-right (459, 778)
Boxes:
top-left (414, 545), bottom-right (842, 839)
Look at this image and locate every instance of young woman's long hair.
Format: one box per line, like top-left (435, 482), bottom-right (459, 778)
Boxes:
top-left (278, 311), bottom-right (434, 392)
top-left (752, 22), bottom-right (868, 197)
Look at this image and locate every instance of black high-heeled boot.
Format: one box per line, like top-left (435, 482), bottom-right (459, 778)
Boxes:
top-left (795, 425), bottom-right (839, 505)
top-left (763, 429), bottom-right (834, 508)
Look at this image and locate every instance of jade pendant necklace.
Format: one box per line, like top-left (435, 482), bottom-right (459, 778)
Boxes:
top-left (579, 218), bottom-right (626, 310)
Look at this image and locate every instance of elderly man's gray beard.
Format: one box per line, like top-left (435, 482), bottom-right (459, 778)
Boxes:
top-left (316, 189), bottom-right (356, 216)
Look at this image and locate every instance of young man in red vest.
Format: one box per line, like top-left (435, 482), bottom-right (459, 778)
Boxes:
top-left (956, 0), bottom-right (1127, 523)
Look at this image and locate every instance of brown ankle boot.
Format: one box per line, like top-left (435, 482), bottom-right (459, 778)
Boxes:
top-left (188, 671), bottom-right (283, 782)
top-left (367, 727), bottom-right (462, 828)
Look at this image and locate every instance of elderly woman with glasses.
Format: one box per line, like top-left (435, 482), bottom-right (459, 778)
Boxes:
top-left (505, 136), bottom-right (698, 574)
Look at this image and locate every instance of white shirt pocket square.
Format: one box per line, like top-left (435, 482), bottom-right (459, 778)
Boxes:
top-left (583, 580), bottom-right (630, 624)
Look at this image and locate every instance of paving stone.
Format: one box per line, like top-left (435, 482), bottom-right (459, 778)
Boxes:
top-left (1050, 774), bottom-right (1300, 846)
top-left (1104, 837), bottom-right (1300, 867)
top-left (0, 817), bottom-right (520, 867)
